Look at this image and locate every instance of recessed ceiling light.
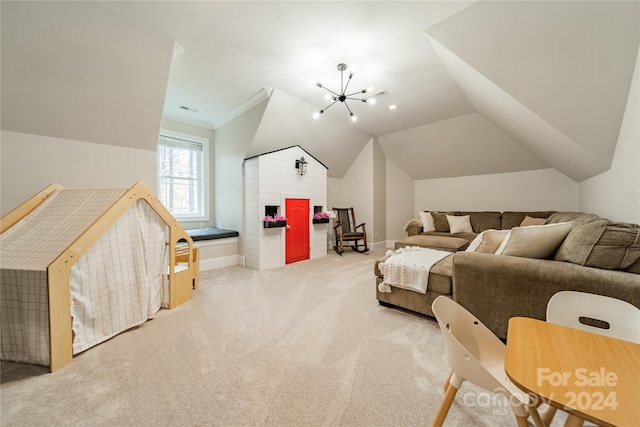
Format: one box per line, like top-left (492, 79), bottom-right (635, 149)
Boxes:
top-left (389, 104), bottom-right (398, 110)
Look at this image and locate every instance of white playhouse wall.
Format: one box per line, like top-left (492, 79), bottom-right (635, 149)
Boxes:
top-left (244, 146), bottom-right (328, 270)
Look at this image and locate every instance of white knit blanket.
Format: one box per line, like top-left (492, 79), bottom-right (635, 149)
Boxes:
top-left (378, 246), bottom-right (451, 294)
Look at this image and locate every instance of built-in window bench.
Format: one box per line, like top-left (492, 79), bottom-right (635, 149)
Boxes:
top-left (186, 228), bottom-right (240, 271)
top-left (187, 227), bottom-right (239, 241)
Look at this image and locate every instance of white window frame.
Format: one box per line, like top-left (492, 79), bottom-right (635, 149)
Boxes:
top-left (157, 128), bottom-right (210, 222)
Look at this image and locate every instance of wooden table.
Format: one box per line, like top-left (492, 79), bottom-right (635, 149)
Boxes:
top-left (505, 317), bottom-right (639, 427)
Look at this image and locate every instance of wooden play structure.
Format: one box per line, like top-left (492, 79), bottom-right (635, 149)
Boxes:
top-left (0, 182), bottom-right (198, 372)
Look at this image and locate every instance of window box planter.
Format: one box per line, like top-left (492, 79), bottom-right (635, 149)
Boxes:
top-left (312, 218), bottom-right (330, 224)
top-left (263, 220), bottom-right (286, 229)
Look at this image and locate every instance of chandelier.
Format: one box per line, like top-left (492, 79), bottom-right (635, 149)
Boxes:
top-left (313, 63), bottom-right (375, 122)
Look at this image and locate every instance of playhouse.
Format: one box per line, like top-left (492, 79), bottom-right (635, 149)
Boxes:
top-left (244, 146), bottom-right (329, 270)
top-left (0, 182), bottom-right (198, 371)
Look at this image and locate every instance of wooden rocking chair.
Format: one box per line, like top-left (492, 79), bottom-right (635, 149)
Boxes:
top-left (332, 207), bottom-right (369, 255)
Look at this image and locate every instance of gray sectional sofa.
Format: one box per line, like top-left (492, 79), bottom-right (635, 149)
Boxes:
top-left (375, 211), bottom-right (640, 339)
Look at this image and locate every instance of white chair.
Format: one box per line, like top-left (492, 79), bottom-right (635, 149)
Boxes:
top-left (543, 291), bottom-right (640, 426)
top-left (431, 296), bottom-right (544, 427)
top-left (546, 290), bottom-right (640, 343)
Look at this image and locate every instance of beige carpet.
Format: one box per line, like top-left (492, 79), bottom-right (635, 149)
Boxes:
top-left (1, 248), bottom-right (565, 426)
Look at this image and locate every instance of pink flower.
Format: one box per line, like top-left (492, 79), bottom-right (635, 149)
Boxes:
top-left (263, 214), bottom-right (286, 222)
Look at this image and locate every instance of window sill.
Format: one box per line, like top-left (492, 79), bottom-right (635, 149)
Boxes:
top-left (174, 215), bottom-right (210, 223)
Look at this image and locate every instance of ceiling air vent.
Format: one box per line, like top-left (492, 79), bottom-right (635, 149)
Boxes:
top-left (179, 105), bottom-right (198, 113)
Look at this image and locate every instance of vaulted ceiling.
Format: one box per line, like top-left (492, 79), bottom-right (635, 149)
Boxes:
top-left (2, 1), bottom-right (638, 181)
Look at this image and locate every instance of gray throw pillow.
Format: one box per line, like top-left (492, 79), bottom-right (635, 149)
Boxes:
top-left (555, 220), bottom-right (640, 270)
top-left (432, 212), bottom-right (456, 232)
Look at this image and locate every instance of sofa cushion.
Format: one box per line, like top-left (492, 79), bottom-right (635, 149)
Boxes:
top-left (429, 256), bottom-right (454, 295)
top-left (546, 212), bottom-right (601, 226)
top-left (374, 254), bottom-right (453, 295)
top-left (462, 211), bottom-right (502, 233)
top-left (446, 215), bottom-right (473, 234)
top-left (432, 211), bottom-right (457, 232)
top-left (418, 211), bottom-right (435, 232)
top-left (452, 232), bottom-right (478, 244)
top-left (421, 231), bottom-right (455, 237)
top-left (374, 256), bottom-right (388, 277)
top-left (555, 220), bottom-right (640, 270)
top-left (395, 235), bottom-right (469, 252)
top-left (501, 211), bottom-right (555, 230)
top-left (496, 222), bottom-right (573, 259)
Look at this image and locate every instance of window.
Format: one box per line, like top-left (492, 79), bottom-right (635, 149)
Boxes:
top-left (157, 129), bottom-right (209, 222)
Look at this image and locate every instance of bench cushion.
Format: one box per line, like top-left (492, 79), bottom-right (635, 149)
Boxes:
top-left (187, 227), bottom-right (239, 241)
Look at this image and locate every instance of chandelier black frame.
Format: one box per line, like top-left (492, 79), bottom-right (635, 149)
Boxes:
top-left (313, 63), bottom-right (373, 122)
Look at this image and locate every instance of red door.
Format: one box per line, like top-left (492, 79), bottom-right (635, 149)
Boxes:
top-left (285, 198), bottom-right (310, 264)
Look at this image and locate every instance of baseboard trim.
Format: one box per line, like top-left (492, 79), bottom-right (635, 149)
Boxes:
top-left (200, 255), bottom-right (240, 271)
top-left (325, 240), bottom-right (392, 252)
top-left (371, 241), bottom-right (390, 251)
top-left (193, 237), bottom-right (238, 248)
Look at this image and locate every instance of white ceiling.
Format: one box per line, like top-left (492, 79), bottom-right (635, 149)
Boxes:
top-left (2, 1), bottom-right (638, 181)
top-left (99, 0), bottom-right (640, 181)
top-left (102, 1), bottom-right (476, 136)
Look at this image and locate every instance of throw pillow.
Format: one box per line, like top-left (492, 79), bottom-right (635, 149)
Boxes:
top-left (555, 220), bottom-right (640, 270)
top-left (587, 222), bottom-right (640, 269)
top-left (495, 222), bottom-right (573, 259)
top-left (476, 229), bottom-right (510, 254)
top-left (520, 215), bottom-right (547, 227)
top-left (432, 211), bottom-right (455, 232)
top-left (447, 215), bottom-right (473, 234)
top-left (418, 211), bottom-right (435, 232)
top-left (465, 231), bottom-right (485, 252)
top-left (465, 229), bottom-right (510, 254)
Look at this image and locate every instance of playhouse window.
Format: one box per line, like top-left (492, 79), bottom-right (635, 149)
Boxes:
top-left (158, 129), bottom-right (209, 222)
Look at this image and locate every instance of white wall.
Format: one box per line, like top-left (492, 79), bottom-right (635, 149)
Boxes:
top-left (386, 159), bottom-right (415, 243)
top-left (372, 138), bottom-right (386, 244)
top-left (214, 100), bottom-right (268, 257)
top-left (414, 168), bottom-right (579, 213)
top-left (327, 177), bottom-right (343, 210)
top-left (244, 146), bottom-right (328, 270)
top-left (340, 140), bottom-right (376, 248)
top-left (0, 131), bottom-right (157, 215)
top-left (341, 142), bottom-right (374, 224)
top-left (580, 49), bottom-right (640, 224)
top-left (325, 177), bottom-right (344, 249)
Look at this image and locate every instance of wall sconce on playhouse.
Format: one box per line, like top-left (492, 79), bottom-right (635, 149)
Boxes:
top-left (295, 157), bottom-right (308, 176)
